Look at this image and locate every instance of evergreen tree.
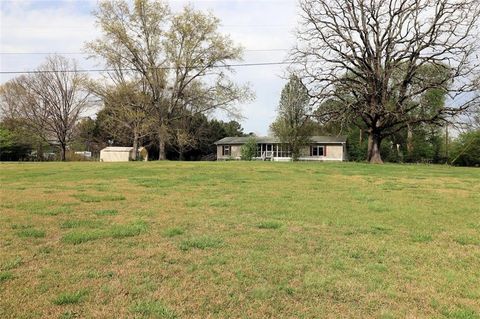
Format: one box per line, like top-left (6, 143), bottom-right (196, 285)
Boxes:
top-left (270, 75), bottom-right (314, 160)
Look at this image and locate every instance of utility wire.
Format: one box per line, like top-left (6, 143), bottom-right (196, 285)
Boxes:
top-left (0, 61), bottom-right (296, 75)
top-left (0, 49), bottom-right (289, 55)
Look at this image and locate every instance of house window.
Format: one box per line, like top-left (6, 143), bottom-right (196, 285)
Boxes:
top-left (311, 145), bottom-right (325, 156)
top-left (222, 145), bottom-right (231, 156)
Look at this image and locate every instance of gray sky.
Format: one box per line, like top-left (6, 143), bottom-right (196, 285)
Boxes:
top-left (0, 0), bottom-right (300, 135)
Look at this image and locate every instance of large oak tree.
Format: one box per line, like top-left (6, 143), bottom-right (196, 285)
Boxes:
top-left (294, 0), bottom-right (480, 163)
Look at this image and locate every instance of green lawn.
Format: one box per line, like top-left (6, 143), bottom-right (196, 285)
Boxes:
top-left (0, 162), bottom-right (479, 318)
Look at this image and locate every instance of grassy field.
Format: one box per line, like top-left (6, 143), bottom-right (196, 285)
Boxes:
top-left (0, 162), bottom-right (479, 318)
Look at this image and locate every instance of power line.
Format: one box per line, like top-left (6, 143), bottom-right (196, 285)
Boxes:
top-left (0, 61), bottom-right (295, 75)
top-left (0, 49), bottom-right (289, 55)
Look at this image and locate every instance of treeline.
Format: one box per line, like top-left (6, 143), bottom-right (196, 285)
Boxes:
top-left (0, 113), bottom-right (246, 161)
top-left (0, 0), bottom-right (251, 161)
top-left (1, 0), bottom-right (480, 166)
top-left (270, 74), bottom-right (480, 166)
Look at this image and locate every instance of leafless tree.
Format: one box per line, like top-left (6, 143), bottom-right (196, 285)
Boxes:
top-left (293, 0), bottom-right (480, 163)
top-left (0, 77), bottom-right (50, 159)
top-left (1, 56), bottom-right (91, 161)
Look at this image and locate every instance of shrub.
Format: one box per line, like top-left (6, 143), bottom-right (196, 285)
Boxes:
top-left (241, 136), bottom-right (257, 160)
top-left (450, 130), bottom-right (480, 167)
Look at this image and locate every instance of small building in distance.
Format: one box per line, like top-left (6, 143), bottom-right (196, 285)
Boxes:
top-left (100, 146), bottom-right (148, 162)
top-left (214, 136), bottom-right (347, 161)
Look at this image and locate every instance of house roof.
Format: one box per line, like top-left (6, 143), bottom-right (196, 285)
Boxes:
top-left (214, 136), bottom-right (347, 145)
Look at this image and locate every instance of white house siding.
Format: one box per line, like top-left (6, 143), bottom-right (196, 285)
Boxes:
top-left (217, 143), bottom-right (346, 161)
top-left (217, 145), bottom-right (242, 160)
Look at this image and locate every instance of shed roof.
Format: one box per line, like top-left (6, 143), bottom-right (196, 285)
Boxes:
top-left (100, 146), bottom-right (134, 152)
top-left (214, 136), bottom-right (347, 145)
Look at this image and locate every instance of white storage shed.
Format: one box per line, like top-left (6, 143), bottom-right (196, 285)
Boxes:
top-left (100, 147), bottom-right (135, 162)
top-left (100, 146), bottom-right (148, 162)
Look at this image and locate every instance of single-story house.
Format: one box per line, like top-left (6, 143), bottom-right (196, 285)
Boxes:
top-left (100, 146), bottom-right (148, 162)
top-left (214, 136), bottom-right (347, 161)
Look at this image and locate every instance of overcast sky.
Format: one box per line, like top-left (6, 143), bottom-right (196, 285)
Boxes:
top-left (0, 0), bottom-right (300, 136)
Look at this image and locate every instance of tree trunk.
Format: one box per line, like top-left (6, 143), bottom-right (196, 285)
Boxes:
top-left (37, 143), bottom-right (44, 162)
top-left (132, 129), bottom-right (138, 161)
top-left (445, 125), bottom-right (449, 163)
top-left (367, 133), bottom-right (383, 164)
top-left (179, 146), bottom-right (184, 161)
top-left (60, 143), bottom-right (67, 161)
top-left (158, 124), bottom-right (168, 160)
top-left (407, 123), bottom-right (414, 158)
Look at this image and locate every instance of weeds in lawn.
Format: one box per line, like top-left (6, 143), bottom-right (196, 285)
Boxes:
top-left (2, 257), bottom-right (23, 271)
top-left (94, 209), bottom-right (118, 216)
top-left (61, 231), bottom-right (103, 245)
top-left (73, 194), bottom-right (125, 203)
top-left (16, 229), bottom-right (46, 238)
top-left (411, 233), bottom-right (433, 243)
top-left (60, 311), bottom-right (80, 319)
top-left (61, 220), bottom-right (105, 229)
top-left (179, 236), bottom-right (223, 251)
top-left (11, 224), bottom-right (33, 230)
top-left (454, 235), bottom-right (480, 246)
top-left (0, 271), bottom-right (13, 282)
top-left (108, 221), bottom-right (148, 238)
top-left (62, 221), bottom-right (148, 244)
top-left (130, 300), bottom-right (177, 319)
top-left (257, 221), bottom-right (282, 229)
top-left (41, 206), bottom-right (74, 216)
top-left (163, 227), bottom-right (185, 237)
top-left (53, 290), bottom-right (88, 305)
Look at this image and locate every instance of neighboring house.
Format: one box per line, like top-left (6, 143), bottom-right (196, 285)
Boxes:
top-left (214, 136), bottom-right (347, 161)
top-left (100, 146), bottom-right (148, 162)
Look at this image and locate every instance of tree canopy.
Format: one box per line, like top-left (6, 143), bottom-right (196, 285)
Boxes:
top-left (294, 0), bottom-right (480, 163)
